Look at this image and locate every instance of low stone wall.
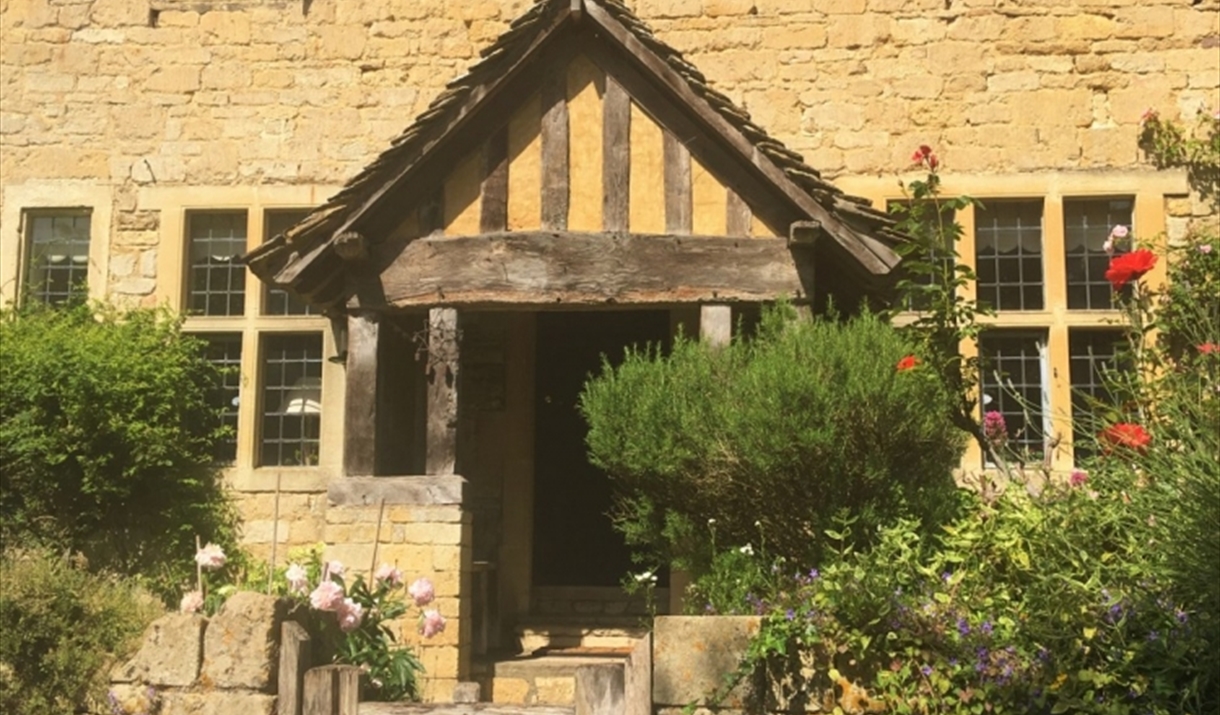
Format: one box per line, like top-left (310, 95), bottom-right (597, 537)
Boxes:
top-left (109, 592), bottom-right (290, 714)
top-left (324, 476), bottom-right (473, 702)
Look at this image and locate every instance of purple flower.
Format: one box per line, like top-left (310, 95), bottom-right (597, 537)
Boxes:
top-left (1175, 608), bottom-right (1189, 624)
top-left (941, 571), bottom-right (952, 583)
top-left (809, 568), bottom-right (820, 580)
top-left (983, 411), bottom-right (1008, 445)
top-left (785, 609), bottom-right (796, 621)
top-left (1147, 630), bottom-right (1160, 641)
top-left (980, 620), bottom-right (994, 636)
top-left (920, 664), bottom-right (933, 677)
top-left (957, 617), bottom-right (971, 636)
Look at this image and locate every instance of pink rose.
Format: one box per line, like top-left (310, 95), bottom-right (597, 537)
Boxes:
top-left (325, 561), bottom-right (345, 578)
top-left (374, 564), bottom-right (403, 587)
top-left (310, 580), bottom-right (345, 611)
top-left (180, 590), bottom-right (204, 614)
top-left (194, 543), bottom-right (226, 571)
top-left (336, 598), bottom-right (364, 633)
top-left (285, 563), bottom-right (309, 595)
top-left (420, 609), bottom-right (446, 638)
top-left (408, 578), bottom-right (435, 607)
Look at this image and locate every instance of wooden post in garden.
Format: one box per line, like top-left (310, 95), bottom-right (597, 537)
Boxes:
top-left (426, 307), bottom-right (460, 475)
top-left (303, 664), bottom-right (361, 715)
top-left (278, 621), bottom-right (310, 715)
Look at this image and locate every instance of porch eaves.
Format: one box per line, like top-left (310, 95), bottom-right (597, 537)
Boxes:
top-left (242, 0), bottom-right (905, 310)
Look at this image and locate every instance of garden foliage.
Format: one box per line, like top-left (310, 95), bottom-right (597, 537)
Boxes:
top-left (0, 549), bottom-right (163, 715)
top-left (581, 308), bottom-right (966, 573)
top-left (0, 303), bottom-right (241, 601)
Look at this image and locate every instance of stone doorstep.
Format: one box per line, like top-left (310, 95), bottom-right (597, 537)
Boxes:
top-left (473, 653), bottom-right (629, 706)
top-left (514, 617), bottom-right (648, 655)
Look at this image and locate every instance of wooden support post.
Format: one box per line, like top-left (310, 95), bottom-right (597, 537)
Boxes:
top-left (700, 304), bottom-right (732, 348)
top-left (303, 666), bottom-right (337, 715)
top-left (480, 126), bottom-right (509, 233)
top-left (278, 622), bottom-right (311, 715)
top-left (426, 307), bottom-right (460, 475)
top-left (344, 312), bottom-right (380, 477)
top-left (726, 188), bottom-right (752, 237)
top-left (337, 665), bottom-right (360, 715)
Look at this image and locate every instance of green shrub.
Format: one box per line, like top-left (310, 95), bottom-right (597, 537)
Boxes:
top-left (0, 549), bottom-right (163, 715)
top-left (0, 303), bottom-right (241, 601)
top-left (580, 307), bottom-right (966, 574)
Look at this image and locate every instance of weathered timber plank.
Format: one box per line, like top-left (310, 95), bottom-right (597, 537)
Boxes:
top-left (700, 304), bottom-right (732, 348)
top-left (580, 5), bottom-right (897, 277)
top-left (337, 665), bottom-right (360, 715)
top-left (278, 622), bottom-right (310, 715)
top-left (379, 232), bottom-right (815, 306)
top-left (663, 130), bottom-right (692, 235)
top-left (726, 188), bottom-right (752, 237)
top-left (540, 66), bottom-right (570, 231)
top-left (344, 313), bottom-right (380, 477)
top-left (303, 666), bottom-right (338, 715)
top-left (602, 76), bottom-right (631, 232)
top-left (426, 308), bottom-right (460, 476)
top-left (480, 125), bottom-right (509, 233)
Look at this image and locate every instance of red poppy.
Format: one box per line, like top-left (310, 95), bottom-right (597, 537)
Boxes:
top-left (1104, 249), bottom-right (1157, 290)
top-left (919, 144), bottom-right (933, 157)
top-left (927, 154), bottom-right (939, 170)
top-left (896, 355), bottom-right (920, 372)
top-left (1198, 342), bottom-right (1219, 355)
top-left (1100, 423), bottom-right (1152, 455)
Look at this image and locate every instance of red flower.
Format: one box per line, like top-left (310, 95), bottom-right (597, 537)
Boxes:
top-left (1100, 423), bottom-right (1152, 455)
top-left (896, 355), bottom-right (920, 372)
top-left (919, 144), bottom-right (932, 157)
top-left (927, 154), bottom-right (939, 170)
top-left (1104, 249), bottom-right (1158, 290)
top-left (1198, 342), bottom-right (1220, 355)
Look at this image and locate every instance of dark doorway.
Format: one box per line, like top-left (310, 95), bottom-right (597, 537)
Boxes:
top-left (531, 310), bottom-right (671, 587)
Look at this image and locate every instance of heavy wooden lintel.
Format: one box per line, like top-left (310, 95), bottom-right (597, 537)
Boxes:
top-left (377, 231), bottom-right (815, 307)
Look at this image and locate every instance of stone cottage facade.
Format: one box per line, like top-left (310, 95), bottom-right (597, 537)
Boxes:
top-left (2, 0), bottom-right (1217, 702)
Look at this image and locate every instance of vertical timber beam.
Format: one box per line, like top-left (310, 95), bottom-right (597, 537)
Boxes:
top-left (426, 307), bottom-right (460, 475)
top-left (603, 75), bottom-right (631, 232)
top-left (541, 67), bottom-right (570, 231)
top-left (480, 126), bottom-right (509, 233)
top-left (663, 130), bottom-right (692, 235)
top-left (344, 312), bottom-right (380, 477)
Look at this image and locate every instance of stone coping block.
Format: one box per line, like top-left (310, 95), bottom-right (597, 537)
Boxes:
top-left (653, 616), bottom-right (761, 708)
top-left (160, 690), bottom-right (277, 715)
top-left (329, 476), bottom-right (467, 507)
top-left (111, 613), bottom-right (205, 687)
top-left (201, 592), bottom-right (292, 692)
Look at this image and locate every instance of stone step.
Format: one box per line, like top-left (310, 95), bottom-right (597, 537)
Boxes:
top-left (514, 617), bottom-right (648, 654)
top-left (475, 653), bottom-right (628, 706)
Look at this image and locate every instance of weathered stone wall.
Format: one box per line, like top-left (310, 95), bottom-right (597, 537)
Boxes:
top-left (109, 592), bottom-right (287, 715)
top-left (324, 477), bottom-right (473, 702)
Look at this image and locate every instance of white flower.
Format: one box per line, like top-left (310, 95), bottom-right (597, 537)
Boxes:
top-left (336, 598), bottom-right (364, 633)
top-left (310, 580), bottom-right (344, 611)
top-left (285, 563), bottom-right (309, 595)
top-left (707, 518), bottom-right (717, 526)
top-left (633, 570), bottom-right (657, 583)
top-left (326, 561), bottom-right (345, 578)
top-left (179, 590), bottom-right (204, 614)
top-left (1102, 236), bottom-right (1115, 256)
top-left (194, 543), bottom-right (226, 571)
top-left (407, 578), bottom-right (435, 607)
top-left (374, 564), bottom-right (403, 587)
top-left (739, 544), bottom-right (754, 556)
top-left (420, 609), bottom-right (446, 638)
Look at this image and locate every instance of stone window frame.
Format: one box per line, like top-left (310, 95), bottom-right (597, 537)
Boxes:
top-left (839, 170), bottom-right (1180, 472)
top-left (20, 208), bottom-right (93, 306)
top-left (143, 185), bottom-right (344, 493)
top-left (0, 184), bottom-right (114, 309)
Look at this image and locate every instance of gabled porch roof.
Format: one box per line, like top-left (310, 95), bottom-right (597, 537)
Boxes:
top-left (244, 0), bottom-right (904, 310)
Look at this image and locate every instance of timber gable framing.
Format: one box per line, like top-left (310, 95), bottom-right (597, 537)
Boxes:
top-left (243, 0), bottom-right (904, 310)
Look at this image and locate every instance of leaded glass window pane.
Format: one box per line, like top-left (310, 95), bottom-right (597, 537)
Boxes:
top-left (201, 333), bottom-right (243, 464)
top-left (1065, 198), bottom-right (1134, 310)
top-left (1069, 329), bottom-right (1128, 460)
top-left (260, 334), bottom-right (322, 467)
top-left (263, 210), bottom-right (316, 316)
top-left (975, 200), bottom-right (1044, 311)
top-left (187, 212), bottom-right (247, 316)
top-left (25, 211), bottom-right (90, 306)
top-left (980, 331), bottom-right (1049, 462)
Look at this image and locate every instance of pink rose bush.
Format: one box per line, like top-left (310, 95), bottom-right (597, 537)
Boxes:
top-left (420, 609), bottom-right (446, 638)
top-left (407, 578), bottom-right (435, 607)
top-left (194, 543), bottom-right (226, 571)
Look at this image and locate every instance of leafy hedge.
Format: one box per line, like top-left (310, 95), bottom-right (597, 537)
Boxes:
top-left (0, 304), bottom-right (240, 600)
top-left (580, 308), bottom-right (966, 573)
top-left (0, 549), bottom-right (163, 715)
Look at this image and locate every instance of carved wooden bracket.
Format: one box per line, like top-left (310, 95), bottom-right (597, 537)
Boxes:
top-left (333, 231), bottom-right (369, 262)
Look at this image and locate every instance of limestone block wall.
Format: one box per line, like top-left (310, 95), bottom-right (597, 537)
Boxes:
top-left (323, 477), bottom-right (474, 702)
top-left (109, 592), bottom-right (288, 715)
